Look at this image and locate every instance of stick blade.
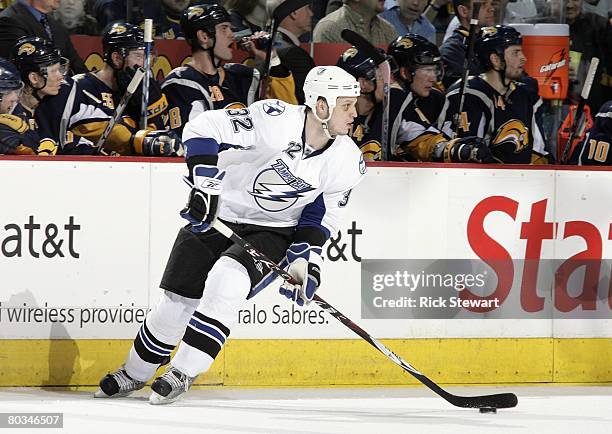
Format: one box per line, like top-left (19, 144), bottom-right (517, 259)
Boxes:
top-left (451, 392), bottom-right (518, 409)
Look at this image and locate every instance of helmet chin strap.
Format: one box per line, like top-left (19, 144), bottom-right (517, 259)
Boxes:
top-left (312, 103), bottom-right (335, 140)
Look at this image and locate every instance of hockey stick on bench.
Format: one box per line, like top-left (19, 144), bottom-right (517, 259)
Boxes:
top-left (95, 67), bottom-right (145, 152)
top-left (212, 219), bottom-right (518, 410)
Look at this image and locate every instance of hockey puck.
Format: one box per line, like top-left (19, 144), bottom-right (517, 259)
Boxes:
top-left (479, 407), bottom-right (497, 414)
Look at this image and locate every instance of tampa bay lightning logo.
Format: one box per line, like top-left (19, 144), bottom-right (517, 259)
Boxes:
top-left (263, 100), bottom-right (285, 116)
top-left (249, 159), bottom-right (315, 212)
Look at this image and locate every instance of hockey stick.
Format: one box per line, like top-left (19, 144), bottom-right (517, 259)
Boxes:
top-left (211, 219), bottom-right (518, 410)
top-left (257, 1), bottom-right (296, 100)
top-left (341, 29), bottom-right (391, 161)
top-left (95, 67), bottom-right (145, 152)
top-left (140, 19), bottom-right (153, 131)
top-left (453, 1), bottom-right (481, 138)
top-left (561, 57), bottom-right (599, 164)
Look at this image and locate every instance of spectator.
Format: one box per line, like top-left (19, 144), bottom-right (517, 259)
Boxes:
top-left (582, 0), bottom-right (611, 19)
top-left (54, 0), bottom-right (98, 35)
top-left (443, 0), bottom-right (500, 41)
top-left (224, 0), bottom-right (266, 32)
top-left (565, 0), bottom-right (607, 112)
top-left (266, 0), bottom-right (316, 103)
top-left (157, 0), bottom-right (190, 39)
top-left (314, 0), bottom-right (398, 45)
top-left (0, 0), bottom-right (87, 73)
top-left (92, 0), bottom-right (188, 39)
top-left (325, 0), bottom-right (342, 14)
top-left (440, 0), bottom-right (496, 89)
top-left (379, 0), bottom-right (436, 43)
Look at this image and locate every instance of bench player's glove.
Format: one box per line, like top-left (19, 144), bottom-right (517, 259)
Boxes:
top-left (436, 136), bottom-right (495, 163)
top-left (279, 243), bottom-right (323, 306)
top-left (180, 165), bottom-right (225, 233)
top-left (132, 130), bottom-right (184, 156)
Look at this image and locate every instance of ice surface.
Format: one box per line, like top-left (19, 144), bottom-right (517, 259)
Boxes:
top-left (0, 386), bottom-right (610, 433)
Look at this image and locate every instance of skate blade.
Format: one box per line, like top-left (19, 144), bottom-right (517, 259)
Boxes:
top-left (149, 390), bottom-right (182, 405)
top-left (93, 388), bottom-right (134, 399)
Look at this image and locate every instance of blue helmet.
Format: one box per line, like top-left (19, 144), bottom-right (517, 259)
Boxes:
top-left (476, 25), bottom-right (523, 70)
top-left (0, 57), bottom-right (23, 94)
top-left (336, 46), bottom-right (382, 82)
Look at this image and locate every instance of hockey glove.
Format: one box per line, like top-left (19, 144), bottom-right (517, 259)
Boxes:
top-left (180, 165), bottom-right (225, 233)
top-left (279, 243), bottom-right (323, 306)
top-left (132, 130), bottom-right (184, 156)
top-left (443, 136), bottom-right (495, 163)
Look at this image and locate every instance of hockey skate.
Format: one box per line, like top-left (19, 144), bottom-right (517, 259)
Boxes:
top-left (149, 366), bottom-right (195, 405)
top-left (94, 365), bottom-right (146, 398)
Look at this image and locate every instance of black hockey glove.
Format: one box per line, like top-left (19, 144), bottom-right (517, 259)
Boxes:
top-left (116, 66), bottom-right (164, 122)
top-left (180, 165), bottom-right (226, 233)
top-left (132, 130), bottom-right (184, 157)
top-left (438, 136), bottom-right (495, 163)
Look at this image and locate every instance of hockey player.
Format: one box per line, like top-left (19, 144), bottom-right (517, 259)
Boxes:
top-left (94, 66), bottom-right (364, 404)
top-left (35, 22), bottom-right (180, 156)
top-left (162, 4), bottom-right (256, 136)
top-left (336, 44), bottom-right (388, 161)
top-left (571, 100), bottom-right (612, 165)
top-left (162, 3), bottom-right (296, 136)
top-left (0, 56), bottom-right (35, 154)
top-left (337, 34), bottom-right (491, 163)
top-left (1, 39), bottom-right (60, 155)
top-left (387, 34), bottom-right (492, 163)
top-left (440, 25), bottom-right (548, 164)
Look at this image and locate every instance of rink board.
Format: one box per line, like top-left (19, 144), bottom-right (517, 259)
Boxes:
top-left (1, 158), bottom-right (611, 386)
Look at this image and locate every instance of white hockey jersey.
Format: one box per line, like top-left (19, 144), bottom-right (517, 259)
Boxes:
top-left (182, 99), bottom-right (367, 239)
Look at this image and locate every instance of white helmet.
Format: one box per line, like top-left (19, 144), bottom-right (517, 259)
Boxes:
top-left (303, 65), bottom-right (360, 123)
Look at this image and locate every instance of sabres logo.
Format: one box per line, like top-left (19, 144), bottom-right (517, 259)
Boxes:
top-left (481, 26), bottom-right (498, 38)
top-left (110, 24), bottom-right (127, 34)
top-left (17, 43), bottom-right (35, 56)
top-left (188, 7), bottom-right (204, 19)
top-left (342, 47), bottom-right (358, 61)
top-left (396, 37), bottom-right (414, 49)
top-left (491, 120), bottom-right (529, 154)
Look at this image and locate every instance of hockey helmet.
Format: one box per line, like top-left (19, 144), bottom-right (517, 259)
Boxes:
top-left (476, 25), bottom-right (522, 70)
top-left (11, 37), bottom-right (66, 84)
top-left (303, 66), bottom-right (360, 121)
top-left (102, 22), bottom-right (146, 64)
top-left (336, 46), bottom-right (380, 82)
top-left (592, 100), bottom-right (612, 137)
top-left (0, 57), bottom-right (23, 94)
top-left (181, 4), bottom-right (231, 47)
top-left (387, 34), bottom-right (442, 82)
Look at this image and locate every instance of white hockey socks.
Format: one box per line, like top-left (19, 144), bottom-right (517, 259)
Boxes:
top-left (125, 290), bottom-right (199, 382)
top-left (172, 256), bottom-right (251, 378)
